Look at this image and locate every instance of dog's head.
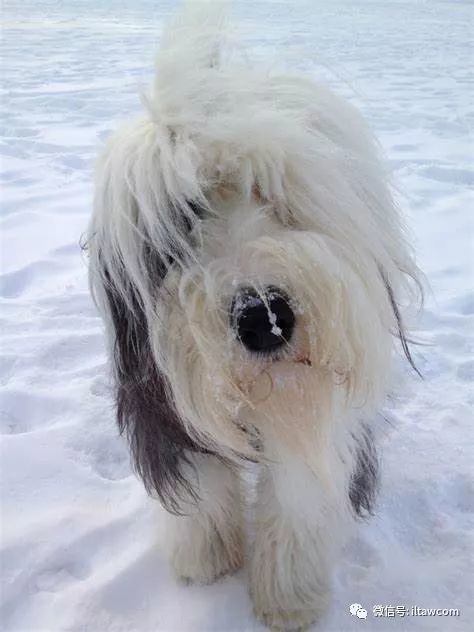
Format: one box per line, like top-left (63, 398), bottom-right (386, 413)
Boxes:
top-left (87, 9), bottom-right (421, 509)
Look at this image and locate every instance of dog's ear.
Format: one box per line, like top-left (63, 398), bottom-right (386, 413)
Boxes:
top-left (100, 264), bottom-right (202, 513)
top-left (86, 123), bottom-right (205, 513)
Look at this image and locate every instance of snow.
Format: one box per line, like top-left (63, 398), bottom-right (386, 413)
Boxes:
top-left (270, 323), bottom-right (282, 337)
top-left (1, 1), bottom-right (473, 630)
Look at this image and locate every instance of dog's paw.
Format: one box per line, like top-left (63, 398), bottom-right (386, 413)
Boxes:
top-left (249, 531), bottom-right (330, 631)
top-left (251, 587), bottom-right (330, 632)
top-left (252, 605), bottom-right (323, 632)
top-left (171, 525), bottom-right (243, 585)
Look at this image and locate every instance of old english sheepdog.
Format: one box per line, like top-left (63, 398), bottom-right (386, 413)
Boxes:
top-left (87, 6), bottom-right (421, 630)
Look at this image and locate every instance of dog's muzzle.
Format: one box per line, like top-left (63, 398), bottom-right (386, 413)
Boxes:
top-left (231, 286), bottom-right (295, 353)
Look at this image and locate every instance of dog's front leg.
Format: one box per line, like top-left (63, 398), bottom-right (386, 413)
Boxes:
top-left (250, 447), bottom-right (342, 631)
top-left (166, 453), bottom-right (244, 584)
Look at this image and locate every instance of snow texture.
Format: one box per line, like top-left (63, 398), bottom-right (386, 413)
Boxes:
top-left (1, 1), bottom-right (473, 630)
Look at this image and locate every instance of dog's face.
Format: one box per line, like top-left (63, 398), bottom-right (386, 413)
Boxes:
top-left (153, 179), bottom-right (391, 455)
top-left (88, 26), bottom-right (420, 506)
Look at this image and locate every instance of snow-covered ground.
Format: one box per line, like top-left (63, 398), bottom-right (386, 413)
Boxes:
top-left (1, 1), bottom-right (473, 630)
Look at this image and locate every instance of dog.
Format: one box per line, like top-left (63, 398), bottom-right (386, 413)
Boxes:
top-left (87, 5), bottom-right (421, 630)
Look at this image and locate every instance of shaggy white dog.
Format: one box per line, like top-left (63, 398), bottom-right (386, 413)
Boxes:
top-left (87, 6), bottom-right (421, 630)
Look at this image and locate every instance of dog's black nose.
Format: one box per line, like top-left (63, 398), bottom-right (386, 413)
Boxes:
top-left (231, 286), bottom-right (295, 353)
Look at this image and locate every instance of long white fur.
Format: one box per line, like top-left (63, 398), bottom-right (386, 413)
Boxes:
top-left (88, 4), bottom-right (420, 630)
top-left (167, 453), bottom-right (243, 584)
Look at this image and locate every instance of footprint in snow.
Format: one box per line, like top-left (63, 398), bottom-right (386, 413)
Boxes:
top-left (35, 562), bottom-right (89, 593)
top-left (0, 390), bottom-right (68, 435)
top-left (0, 260), bottom-right (61, 299)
